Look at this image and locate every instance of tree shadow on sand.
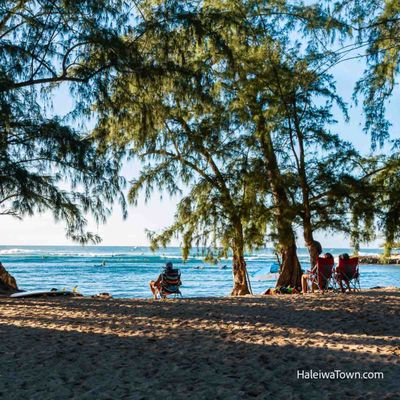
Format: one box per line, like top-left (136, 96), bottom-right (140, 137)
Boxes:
top-left (0, 292), bottom-right (399, 399)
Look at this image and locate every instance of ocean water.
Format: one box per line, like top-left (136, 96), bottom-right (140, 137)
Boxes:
top-left (0, 246), bottom-right (399, 298)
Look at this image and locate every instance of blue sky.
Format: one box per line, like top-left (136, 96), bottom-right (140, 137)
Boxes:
top-left (1, 47), bottom-right (398, 248)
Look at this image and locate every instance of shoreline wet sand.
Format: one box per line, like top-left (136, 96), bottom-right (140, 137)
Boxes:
top-left (0, 289), bottom-right (399, 399)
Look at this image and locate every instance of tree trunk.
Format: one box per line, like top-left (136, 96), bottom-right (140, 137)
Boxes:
top-left (273, 203), bottom-right (303, 289)
top-left (231, 249), bottom-right (251, 296)
top-left (258, 121), bottom-right (302, 289)
top-left (0, 262), bottom-right (18, 293)
top-left (383, 242), bottom-right (392, 258)
top-left (276, 238), bottom-right (302, 289)
top-left (230, 225), bottom-right (250, 295)
top-left (229, 220), bottom-right (251, 295)
top-left (291, 110), bottom-right (321, 271)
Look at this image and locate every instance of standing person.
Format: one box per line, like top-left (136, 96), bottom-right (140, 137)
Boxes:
top-left (306, 240), bottom-right (323, 268)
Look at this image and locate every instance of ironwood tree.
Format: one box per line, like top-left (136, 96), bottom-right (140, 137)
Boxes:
top-left (92, 15), bottom-right (270, 294)
top-left (0, 0), bottom-right (137, 242)
top-left (93, 0), bottom-right (349, 289)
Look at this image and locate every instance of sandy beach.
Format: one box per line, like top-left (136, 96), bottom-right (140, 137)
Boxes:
top-left (0, 289), bottom-right (399, 399)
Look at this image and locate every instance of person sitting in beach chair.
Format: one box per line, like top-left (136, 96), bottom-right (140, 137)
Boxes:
top-left (149, 262), bottom-right (182, 299)
top-left (301, 253), bottom-right (334, 294)
top-left (335, 253), bottom-right (360, 293)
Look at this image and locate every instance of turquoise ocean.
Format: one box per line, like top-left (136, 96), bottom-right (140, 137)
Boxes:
top-left (1, 246), bottom-right (399, 298)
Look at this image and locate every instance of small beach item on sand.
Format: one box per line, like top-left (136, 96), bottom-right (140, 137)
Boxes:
top-left (263, 288), bottom-right (278, 295)
top-left (263, 286), bottom-right (299, 295)
top-left (276, 286), bottom-right (299, 294)
top-left (92, 292), bottom-right (113, 299)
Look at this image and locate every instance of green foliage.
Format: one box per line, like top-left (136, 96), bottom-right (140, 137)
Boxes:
top-left (0, 93), bottom-right (126, 243)
top-left (0, 0), bottom-right (130, 242)
top-left (369, 152), bottom-right (400, 248)
top-left (0, 0), bottom-right (133, 91)
top-left (93, 0), bottom-right (385, 258)
top-left (2, 0), bottom-right (392, 255)
top-left (326, 1), bottom-right (400, 147)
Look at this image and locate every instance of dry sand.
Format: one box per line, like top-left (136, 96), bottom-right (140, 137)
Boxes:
top-left (0, 289), bottom-right (399, 400)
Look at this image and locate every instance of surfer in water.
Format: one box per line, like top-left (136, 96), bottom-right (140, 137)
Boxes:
top-left (94, 260), bottom-right (107, 267)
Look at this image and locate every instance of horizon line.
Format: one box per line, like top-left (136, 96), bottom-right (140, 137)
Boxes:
top-left (0, 244), bottom-right (384, 249)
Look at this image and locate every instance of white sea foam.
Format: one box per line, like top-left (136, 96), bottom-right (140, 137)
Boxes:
top-left (357, 251), bottom-right (381, 256)
top-left (0, 248), bottom-right (40, 255)
top-left (160, 254), bottom-right (208, 261)
top-left (0, 246), bottom-right (383, 259)
top-left (0, 248), bottom-right (155, 257)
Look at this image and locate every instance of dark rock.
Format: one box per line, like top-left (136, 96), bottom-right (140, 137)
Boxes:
top-left (358, 255), bottom-right (400, 265)
top-left (359, 256), bottom-right (379, 264)
top-left (0, 262), bottom-right (18, 293)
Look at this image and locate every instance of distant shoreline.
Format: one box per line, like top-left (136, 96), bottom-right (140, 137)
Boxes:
top-left (359, 255), bottom-right (400, 265)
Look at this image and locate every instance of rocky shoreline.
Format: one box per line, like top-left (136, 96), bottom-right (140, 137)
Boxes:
top-left (359, 255), bottom-right (400, 264)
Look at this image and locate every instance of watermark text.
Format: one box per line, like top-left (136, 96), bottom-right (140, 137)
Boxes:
top-left (297, 369), bottom-right (384, 380)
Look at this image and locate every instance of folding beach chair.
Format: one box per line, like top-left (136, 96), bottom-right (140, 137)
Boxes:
top-left (309, 257), bottom-right (336, 293)
top-left (159, 268), bottom-right (182, 299)
top-left (335, 257), bottom-right (360, 292)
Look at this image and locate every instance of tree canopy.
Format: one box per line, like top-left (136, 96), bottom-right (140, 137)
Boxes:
top-left (2, 0), bottom-right (400, 293)
top-left (0, 0), bottom-right (134, 242)
top-left (93, 0), bottom-right (381, 289)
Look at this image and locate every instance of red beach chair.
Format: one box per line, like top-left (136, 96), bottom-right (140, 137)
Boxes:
top-left (335, 257), bottom-right (360, 292)
top-left (309, 257), bottom-right (335, 293)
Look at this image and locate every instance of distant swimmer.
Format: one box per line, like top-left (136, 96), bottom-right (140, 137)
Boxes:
top-left (193, 266), bottom-right (204, 270)
top-left (220, 265), bottom-right (227, 270)
top-left (94, 261), bottom-right (107, 267)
